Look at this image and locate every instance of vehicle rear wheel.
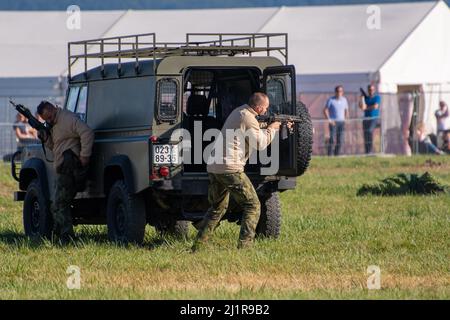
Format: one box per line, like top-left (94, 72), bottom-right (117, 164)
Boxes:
top-left (256, 192), bottom-right (281, 238)
top-left (106, 180), bottom-right (146, 245)
top-left (23, 179), bottom-right (52, 239)
top-left (155, 216), bottom-right (189, 240)
top-left (296, 101), bottom-right (313, 176)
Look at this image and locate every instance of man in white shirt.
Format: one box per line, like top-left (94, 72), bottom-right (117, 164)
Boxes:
top-left (323, 85), bottom-right (349, 156)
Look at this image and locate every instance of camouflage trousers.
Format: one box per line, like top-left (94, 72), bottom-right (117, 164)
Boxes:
top-left (51, 173), bottom-right (77, 238)
top-left (193, 172), bottom-right (261, 249)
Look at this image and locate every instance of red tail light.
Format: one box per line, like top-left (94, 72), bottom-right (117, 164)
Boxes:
top-left (159, 166), bottom-right (170, 177)
top-left (150, 135), bottom-right (158, 143)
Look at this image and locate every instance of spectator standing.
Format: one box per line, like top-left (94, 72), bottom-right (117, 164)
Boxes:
top-left (323, 85), bottom-right (349, 156)
top-left (359, 84), bottom-right (381, 154)
top-left (435, 101), bottom-right (450, 135)
top-left (13, 113), bottom-right (38, 152)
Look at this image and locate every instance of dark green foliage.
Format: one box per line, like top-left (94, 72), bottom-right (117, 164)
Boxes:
top-left (357, 172), bottom-right (449, 196)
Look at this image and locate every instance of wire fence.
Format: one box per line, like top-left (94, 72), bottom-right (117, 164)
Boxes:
top-left (312, 117), bottom-right (382, 156)
top-left (0, 95), bottom-right (64, 160)
top-left (0, 123), bottom-right (19, 161)
top-left (303, 90), bottom-right (450, 156)
top-left (1, 90), bottom-right (449, 159)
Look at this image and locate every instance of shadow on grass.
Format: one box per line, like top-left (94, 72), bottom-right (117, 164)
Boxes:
top-left (0, 227), bottom-right (189, 251)
top-left (0, 227), bottom-right (109, 249)
top-left (0, 230), bottom-right (32, 247)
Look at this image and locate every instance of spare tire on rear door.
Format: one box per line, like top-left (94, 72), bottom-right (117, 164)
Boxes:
top-left (295, 101), bottom-right (313, 177)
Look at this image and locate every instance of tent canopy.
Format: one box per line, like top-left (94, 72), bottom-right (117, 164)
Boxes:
top-left (0, 1), bottom-right (448, 91)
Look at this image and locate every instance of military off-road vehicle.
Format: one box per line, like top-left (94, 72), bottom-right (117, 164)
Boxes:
top-left (12, 33), bottom-right (313, 244)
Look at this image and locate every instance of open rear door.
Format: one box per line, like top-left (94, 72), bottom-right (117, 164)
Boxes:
top-left (262, 65), bottom-right (298, 176)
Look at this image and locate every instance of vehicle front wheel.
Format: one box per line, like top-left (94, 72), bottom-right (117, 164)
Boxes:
top-left (106, 180), bottom-right (146, 245)
top-left (23, 179), bottom-right (53, 239)
top-left (256, 192), bottom-right (281, 238)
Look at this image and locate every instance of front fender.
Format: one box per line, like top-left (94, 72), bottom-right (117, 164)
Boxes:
top-left (19, 158), bottom-right (50, 200)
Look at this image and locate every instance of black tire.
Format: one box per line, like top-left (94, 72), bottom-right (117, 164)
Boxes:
top-left (106, 180), bottom-right (146, 245)
top-left (23, 179), bottom-right (53, 239)
top-left (295, 101), bottom-right (313, 177)
top-left (155, 217), bottom-right (189, 240)
top-left (256, 192), bottom-right (281, 238)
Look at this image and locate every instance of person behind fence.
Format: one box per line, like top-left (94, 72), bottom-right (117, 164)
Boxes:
top-left (13, 113), bottom-right (39, 151)
top-left (323, 85), bottom-right (349, 156)
top-left (37, 101), bottom-right (94, 243)
top-left (442, 131), bottom-right (450, 154)
top-left (359, 84), bottom-right (381, 154)
top-left (416, 122), bottom-right (444, 155)
top-left (192, 92), bottom-right (283, 251)
top-left (435, 101), bottom-right (450, 143)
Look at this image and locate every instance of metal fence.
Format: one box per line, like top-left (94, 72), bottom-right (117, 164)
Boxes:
top-left (303, 90), bottom-right (450, 156)
top-left (0, 123), bottom-right (19, 160)
top-left (1, 90), bottom-right (449, 159)
top-left (0, 95), bottom-right (64, 159)
top-left (312, 117), bottom-right (382, 156)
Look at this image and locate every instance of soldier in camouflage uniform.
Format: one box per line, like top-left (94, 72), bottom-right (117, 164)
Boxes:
top-left (52, 169), bottom-right (78, 239)
top-left (37, 101), bottom-right (94, 243)
top-left (192, 93), bottom-right (281, 250)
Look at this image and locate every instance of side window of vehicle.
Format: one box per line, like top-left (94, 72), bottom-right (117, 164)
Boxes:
top-left (156, 79), bottom-right (178, 123)
top-left (75, 86), bottom-right (88, 122)
top-left (266, 78), bottom-right (286, 115)
top-left (66, 86), bottom-right (80, 112)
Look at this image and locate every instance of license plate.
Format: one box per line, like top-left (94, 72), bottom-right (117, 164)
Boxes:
top-left (153, 144), bottom-right (179, 165)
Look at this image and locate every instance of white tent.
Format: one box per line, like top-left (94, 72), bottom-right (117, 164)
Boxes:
top-left (1, 1), bottom-right (449, 154)
top-left (2, 1), bottom-right (448, 90)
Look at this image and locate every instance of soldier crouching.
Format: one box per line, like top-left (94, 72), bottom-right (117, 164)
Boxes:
top-left (37, 101), bottom-right (94, 244)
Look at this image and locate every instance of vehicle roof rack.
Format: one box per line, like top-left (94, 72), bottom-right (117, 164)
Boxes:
top-left (67, 33), bottom-right (288, 80)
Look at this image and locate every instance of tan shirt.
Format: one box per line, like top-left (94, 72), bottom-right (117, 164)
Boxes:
top-left (45, 108), bottom-right (94, 169)
top-left (207, 104), bottom-right (276, 174)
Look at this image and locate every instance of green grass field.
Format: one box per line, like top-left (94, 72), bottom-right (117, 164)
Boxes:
top-left (0, 156), bottom-right (449, 299)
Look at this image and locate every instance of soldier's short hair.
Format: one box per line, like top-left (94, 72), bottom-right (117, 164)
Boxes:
top-left (37, 101), bottom-right (55, 115)
top-left (248, 92), bottom-right (269, 108)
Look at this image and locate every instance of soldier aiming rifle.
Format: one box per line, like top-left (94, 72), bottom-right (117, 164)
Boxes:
top-left (256, 113), bottom-right (302, 140)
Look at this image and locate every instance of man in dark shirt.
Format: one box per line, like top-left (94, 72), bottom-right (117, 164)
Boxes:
top-left (359, 85), bottom-right (381, 154)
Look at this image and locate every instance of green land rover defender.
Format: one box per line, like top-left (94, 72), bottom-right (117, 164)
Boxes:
top-left (12, 33), bottom-right (313, 244)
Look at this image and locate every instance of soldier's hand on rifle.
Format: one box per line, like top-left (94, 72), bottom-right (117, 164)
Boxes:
top-left (286, 121), bottom-right (294, 129)
top-left (268, 121), bottom-right (281, 131)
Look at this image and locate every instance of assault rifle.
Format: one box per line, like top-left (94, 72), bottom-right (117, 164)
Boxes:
top-left (9, 100), bottom-right (52, 161)
top-left (359, 87), bottom-right (368, 99)
top-left (256, 114), bottom-right (301, 140)
top-left (9, 100), bottom-right (51, 137)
